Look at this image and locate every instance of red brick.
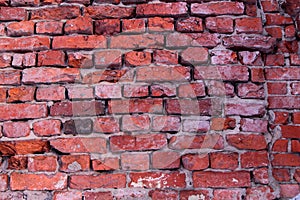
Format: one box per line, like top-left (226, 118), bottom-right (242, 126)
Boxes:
top-left (268, 96), bottom-right (300, 109)
top-left (122, 115), bottom-right (150, 132)
top-left (261, 0), bottom-right (279, 12)
top-left (272, 139), bottom-right (288, 152)
top-left (95, 84), bottom-right (122, 99)
top-left (28, 155), bottom-right (57, 172)
top-left (281, 125), bottom-right (300, 138)
top-left (148, 17), bottom-right (174, 32)
top-left (0, 70), bottom-right (20, 85)
top-left (152, 116), bottom-right (180, 132)
top-left (38, 50), bottom-right (65, 66)
top-left (149, 190), bottom-right (178, 200)
top-left (60, 155), bottom-right (90, 172)
top-left (246, 186), bottom-right (275, 200)
top-left (280, 184), bottom-right (300, 198)
top-left (166, 99), bottom-right (216, 116)
top-left (193, 171), bottom-right (250, 188)
top-left (265, 27), bottom-right (283, 39)
top-left (253, 168), bottom-right (269, 184)
top-left (0, 88), bottom-right (6, 102)
top-left (85, 5), bottom-right (134, 19)
top-left (293, 112), bottom-right (300, 124)
top-left (0, 140), bottom-right (49, 156)
top-left (129, 172), bottom-right (186, 188)
top-left (67, 86), bottom-right (93, 100)
top-left (151, 84), bottom-right (176, 97)
top-left (292, 140), bottom-right (300, 152)
top-left (0, 192), bottom-right (24, 199)
top-left (0, 24), bottom-right (4, 35)
top-left (176, 17), bottom-right (203, 33)
top-left (0, 174), bottom-right (7, 191)
top-left (125, 51), bottom-right (151, 66)
top-left (36, 86), bottom-right (65, 101)
top-left (285, 25), bottom-right (296, 38)
top-left (191, 2), bottom-right (244, 15)
top-left (251, 68), bottom-right (264, 83)
top-left (239, 51), bottom-right (263, 66)
top-left (294, 169), bottom-right (300, 182)
top-left (122, 19), bottom-right (145, 33)
top-left (267, 82), bottom-right (287, 94)
top-left (206, 81), bottom-right (234, 96)
top-left (65, 0), bottom-right (89, 4)
top-left (237, 83), bottom-right (264, 99)
top-left (241, 151), bottom-right (268, 168)
top-left (291, 54), bottom-right (300, 65)
top-left (7, 156), bottom-right (28, 170)
top-left (123, 85), bottom-right (149, 97)
top-left (7, 86), bottom-right (35, 102)
top-left (0, 103), bottom-right (47, 121)
top-left (92, 157), bottom-right (119, 171)
top-left (272, 168), bottom-right (290, 182)
top-left (211, 50), bottom-right (237, 65)
top-left (0, 0), bottom-right (8, 5)
top-left (94, 50), bottom-right (122, 68)
top-left (121, 153), bottom-right (149, 170)
top-left (169, 134), bottom-right (224, 150)
top-left (110, 134), bottom-right (167, 152)
top-left (53, 35), bottom-right (106, 50)
top-left (272, 154), bottom-right (300, 166)
top-left (291, 82), bottom-right (300, 95)
top-left (12, 53), bottom-right (36, 67)
top-left (227, 134), bottom-right (267, 150)
top-left (0, 54), bottom-right (11, 68)
top-left (152, 151), bottom-right (180, 169)
top-left (53, 191), bottom-right (82, 200)
top-left (10, 172), bottom-right (67, 190)
top-left (70, 174), bottom-right (126, 189)
top-left (65, 17), bottom-right (93, 34)
top-left (33, 119), bottom-right (61, 137)
top-left (205, 17), bottom-right (233, 33)
top-left (84, 192), bottom-right (113, 200)
top-left (272, 111), bottom-right (289, 124)
top-left (0, 7), bottom-right (26, 21)
top-left (235, 18), bottom-right (263, 34)
top-left (36, 21), bottom-right (63, 35)
top-left (136, 2), bottom-right (187, 17)
top-left (211, 117), bottom-right (236, 131)
top-left (182, 119), bottom-right (209, 133)
top-left (225, 102), bottom-right (265, 116)
top-left (82, 69), bottom-right (134, 84)
top-left (224, 35), bottom-right (276, 53)
top-left (266, 13), bottom-right (293, 25)
top-left (277, 40), bottom-right (298, 53)
top-left (153, 50), bottom-right (178, 65)
top-left (245, 4), bottom-right (257, 17)
top-left (195, 66), bottom-right (248, 81)
top-left (111, 34), bottom-right (164, 49)
top-left (265, 54), bottom-right (285, 66)
top-left (210, 152), bottom-right (238, 170)
top-left (95, 19), bottom-right (120, 36)
top-left (3, 122), bottom-right (30, 138)
top-left (23, 68), bottom-right (80, 84)
top-left (182, 154), bottom-right (209, 170)
top-left (181, 47), bottom-right (208, 65)
top-left (213, 189), bottom-right (243, 200)
top-left (50, 137), bottom-right (106, 153)
top-left (240, 118), bottom-right (268, 133)
top-left (7, 21), bottom-right (34, 37)
top-left (68, 52), bottom-right (93, 68)
top-left (178, 82), bottom-right (205, 98)
top-left (31, 6), bottom-right (80, 20)
top-left (94, 117), bottom-right (119, 133)
top-left (109, 99), bottom-right (163, 114)
top-left (180, 190), bottom-right (210, 200)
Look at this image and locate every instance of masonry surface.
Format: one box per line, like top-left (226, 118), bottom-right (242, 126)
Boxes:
top-left (0, 0), bottom-right (299, 199)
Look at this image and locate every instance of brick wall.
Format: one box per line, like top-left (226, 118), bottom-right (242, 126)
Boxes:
top-left (0, 0), bottom-right (299, 199)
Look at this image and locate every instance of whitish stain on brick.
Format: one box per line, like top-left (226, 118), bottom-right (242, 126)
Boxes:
top-left (188, 194), bottom-right (206, 200)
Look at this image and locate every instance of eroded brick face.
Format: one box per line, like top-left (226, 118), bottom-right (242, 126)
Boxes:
top-left (0, 0), bottom-right (299, 199)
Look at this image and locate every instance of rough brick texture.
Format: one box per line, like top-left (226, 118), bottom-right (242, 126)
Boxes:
top-left (0, 0), bottom-right (299, 199)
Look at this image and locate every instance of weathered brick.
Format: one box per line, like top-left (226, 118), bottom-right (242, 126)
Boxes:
top-left (31, 6), bottom-right (80, 20)
top-left (50, 137), bottom-right (106, 153)
top-left (95, 84), bottom-right (122, 99)
top-left (268, 96), bottom-right (300, 109)
top-left (211, 50), bottom-right (237, 65)
top-left (0, 36), bottom-right (50, 52)
top-left (279, 184), bottom-right (300, 198)
top-left (7, 86), bottom-right (35, 102)
top-left (28, 155), bottom-right (57, 172)
top-left (122, 19), bottom-right (145, 33)
top-left (265, 13), bottom-right (293, 26)
top-left (109, 99), bottom-right (163, 114)
top-left (0, 174), bottom-right (7, 192)
top-left (36, 21), bottom-right (63, 35)
top-left (152, 151), bottom-right (180, 169)
top-left (70, 174), bottom-right (126, 189)
top-left (7, 156), bottom-right (28, 170)
top-left (149, 190), bottom-right (178, 200)
top-left (181, 47), bottom-right (208, 65)
top-left (148, 17), bottom-right (174, 32)
top-left (7, 21), bottom-right (34, 37)
top-left (211, 117), bottom-right (236, 131)
top-left (95, 19), bottom-right (120, 36)
top-left (213, 189), bottom-right (243, 200)
top-left (227, 134), bottom-right (267, 150)
top-left (10, 172), bottom-right (67, 190)
top-left (235, 18), bottom-right (263, 34)
top-left (153, 50), bottom-right (178, 65)
top-left (65, 17), bottom-right (93, 35)
top-left (180, 190), bottom-right (210, 200)
top-left (237, 83), bottom-right (264, 99)
top-left (193, 171), bottom-right (250, 188)
top-left (122, 115), bottom-right (150, 132)
top-left (195, 66), bottom-right (248, 81)
top-left (151, 84), bottom-right (176, 97)
top-left (241, 151), bottom-right (268, 168)
top-left (182, 119), bottom-right (209, 133)
top-left (136, 2), bottom-right (187, 17)
top-left (92, 157), bottom-right (119, 171)
top-left (60, 155), bottom-right (90, 172)
top-left (85, 5), bottom-right (134, 19)
top-left (121, 153), bottom-right (149, 170)
top-left (53, 35), bottom-right (106, 50)
top-left (225, 102), bottom-right (265, 116)
top-left (0, 7), bottom-right (26, 21)
top-left (176, 17), bottom-right (203, 32)
top-left (84, 192), bottom-right (113, 200)
top-left (64, 119), bottom-right (93, 135)
top-left (94, 117), bottom-right (119, 133)
top-left (182, 154), bottom-right (209, 170)
top-left (53, 191), bottom-right (82, 200)
top-left (210, 152), bottom-right (238, 170)
top-left (191, 2), bottom-right (244, 16)
top-left (123, 85), bottom-right (149, 97)
top-left (253, 168), bottom-right (269, 184)
top-left (206, 17), bottom-right (234, 33)
top-left (152, 116), bottom-right (180, 132)
top-left (111, 34), bottom-right (164, 49)
top-left (38, 50), bottom-right (65, 66)
top-left (125, 51), bottom-right (151, 66)
top-left (33, 119), bottom-right (61, 136)
top-left (0, 54), bottom-right (11, 68)
top-left (36, 86), bottom-right (65, 101)
top-left (12, 53), bottom-right (36, 67)
top-left (94, 50), bottom-right (122, 68)
top-left (3, 122), bottom-right (30, 138)
top-left (0, 140), bottom-right (49, 156)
